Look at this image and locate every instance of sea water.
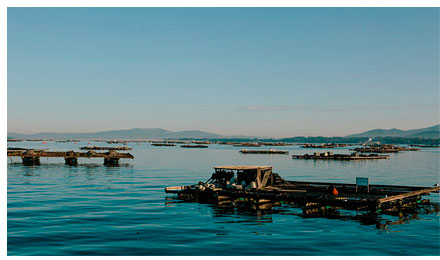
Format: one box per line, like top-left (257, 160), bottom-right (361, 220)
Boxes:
top-left (7, 141), bottom-right (440, 255)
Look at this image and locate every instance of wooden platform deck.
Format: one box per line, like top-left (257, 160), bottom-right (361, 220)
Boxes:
top-left (302, 143), bottom-right (348, 148)
top-left (240, 149), bottom-right (289, 154)
top-left (167, 181), bottom-right (439, 212)
top-left (352, 145), bottom-right (420, 153)
top-left (292, 152), bottom-right (388, 160)
top-left (181, 145), bottom-right (208, 148)
top-left (151, 143), bottom-right (176, 147)
top-left (7, 150), bottom-right (134, 166)
top-left (80, 146), bottom-right (132, 150)
top-left (165, 166), bottom-right (439, 213)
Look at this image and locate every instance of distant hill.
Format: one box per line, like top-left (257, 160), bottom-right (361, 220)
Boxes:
top-left (407, 130), bottom-right (439, 139)
top-left (8, 125), bottom-right (440, 141)
top-left (7, 128), bottom-right (225, 140)
top-left (346, 125), bottom-right (439, 138)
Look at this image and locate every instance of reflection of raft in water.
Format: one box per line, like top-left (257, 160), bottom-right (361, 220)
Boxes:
top-left (165, 196), bottom-right (439, 230)
top-left (165, 166), bottom-right (439, 213)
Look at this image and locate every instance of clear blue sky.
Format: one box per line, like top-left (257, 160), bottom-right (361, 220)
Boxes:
top-left (7, 8), bottom-right (439, 137)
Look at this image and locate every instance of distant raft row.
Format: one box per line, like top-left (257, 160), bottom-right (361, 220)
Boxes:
top-left (80, 145), bottom-right (132, 150)
top-left (352, 144), bottom-right (420, 153)
top-left (292, 151), bottom-right (389, 160)
top-left (239, 149), bottom-right (289, 154)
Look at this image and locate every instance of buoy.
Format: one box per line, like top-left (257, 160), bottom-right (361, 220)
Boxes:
top-left (332, 187), bottom-right (339, 196)
top-left (42, 142), bottom-right (47, 144)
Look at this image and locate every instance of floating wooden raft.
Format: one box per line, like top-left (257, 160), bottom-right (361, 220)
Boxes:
top-left (165, 166), bottom-right (439, 213)
top-left (80, 146), bottom-right (132, 150)
top-left (352, 145), bottom-right (420, 153)
top-left (7, 150), bottom-right (134, 158)
top-left (240, 149), bottom-right (289, 154)
top-left (7, 150), bottom-right (134, 166)
top-left (7, 147), bottom-right (48, 152)
top-left (233, 143), bottom-right (262, 147)
top-left (292, 152), bottom-right (388, 160)
top-left (181, 145), bottom-right (208, 148)
top-left (302, 143), bottom-right (348, 148)
top-left (151, 143), bottom-right (176, 146)
top-left (260, 142), bottom-right (292, 146)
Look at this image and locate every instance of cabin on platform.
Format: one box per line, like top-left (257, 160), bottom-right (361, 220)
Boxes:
top-left (209, 166), bottom-right (274, 190)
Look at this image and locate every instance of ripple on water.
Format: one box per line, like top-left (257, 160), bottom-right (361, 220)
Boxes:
top-left (7, 142), bottom-right (440, 255)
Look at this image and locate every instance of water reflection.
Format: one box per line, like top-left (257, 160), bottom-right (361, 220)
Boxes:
top-left (8, 163), bottom-right (134, 170)
top-left (165, 197), bottom-right (439, 230)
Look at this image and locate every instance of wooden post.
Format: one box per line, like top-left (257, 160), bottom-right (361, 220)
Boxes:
top-left (104, 157), bottom-right (119, 166)
top-left (270, 169), bottom-right (273, 186)
top-left (260, 170), bottom-right (271, 187)
top-left (21, 150), bottom-right (40, 166)
top-left (22, 156), bottom-right (40, 166)
top-left (64, 157), bottom-right (78, 166)
top-left (256, 168), bottom-right (262, 189)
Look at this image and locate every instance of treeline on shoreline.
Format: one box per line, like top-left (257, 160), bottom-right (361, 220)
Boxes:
top-left (179, 136), bottom-right (440, 145)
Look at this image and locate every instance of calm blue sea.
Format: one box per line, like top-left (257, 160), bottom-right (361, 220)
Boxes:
top-left (7, 141), bottom-right (440, 255)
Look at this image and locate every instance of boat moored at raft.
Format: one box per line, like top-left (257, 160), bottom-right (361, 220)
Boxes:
top-left (165, 166), bottom-right (439, 213)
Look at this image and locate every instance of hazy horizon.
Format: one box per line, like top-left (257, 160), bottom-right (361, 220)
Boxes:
top-left (8, 8), bottom-right (439, 137)
top-left (7, 124), bottom-right (439, 139)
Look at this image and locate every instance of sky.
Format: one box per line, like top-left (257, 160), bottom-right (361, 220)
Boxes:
top-left (7, 7), bottom-right (439, 138)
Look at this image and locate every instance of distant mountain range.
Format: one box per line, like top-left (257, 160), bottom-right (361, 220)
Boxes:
top-left (7, 128), bottom-right (225, 140)
top-left (346, 125), bottom-right (439, 139)
top-left (7, 125), bottom-right (440, 140)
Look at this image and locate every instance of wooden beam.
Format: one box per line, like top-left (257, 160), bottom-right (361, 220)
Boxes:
top-left (256, 168), bottom-right (262, 188)
top-left (260, 170), bottom-right (271, 187)
top-left (7, 150), bottom-right (134, 159)
top-left (378, 186), bottom-right (440, 204)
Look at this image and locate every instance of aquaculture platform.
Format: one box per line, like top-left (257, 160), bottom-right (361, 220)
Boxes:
top-left (292, 152), bottom-right (388, 160)
top-left (352, 144), bottom-right (420, 153)
top-left (232, 143), bottom-right (262, 147)
top-left (302, 143), bottom-right (348, 148)
top-left (260, 142), bottom-right (292, 146)
top-left (240, 149), bottom-right (289, 154)
top-left (7, 149), bottom-right (134, 166)
top-left (151, 143), bottom-right (176, 147)
top-left (80, 145), bottom-right (132, 150)
top-left (181, 145), bottom-right (208, 148)
top-left (165, 166), bottom-right (438, 213)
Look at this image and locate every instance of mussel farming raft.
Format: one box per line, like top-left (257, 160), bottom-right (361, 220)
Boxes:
top-left (292, 152), bottom-right (388, 160)
top-left (302, 143), bottom-right (348, 148)
top-left (352, 144), bottom-right (420, 153)
top-left (151, 143), bottom-right (176, 147)
top-left (7, 149), bottom-right (134, 166)
top-left (233, 143), bottom-right (262, 147)
top-left (80, 145), bottom-right (132, 150)
top-left (240, 149), bottom-right (289, 154)
top-left (165, 166), bottom-right (439, 212)
top-left (181, 144), bottom-right (208, 148)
